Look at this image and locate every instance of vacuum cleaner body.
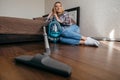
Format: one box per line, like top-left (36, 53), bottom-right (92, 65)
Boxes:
top-left (48, 18), bottom-right (62, 42)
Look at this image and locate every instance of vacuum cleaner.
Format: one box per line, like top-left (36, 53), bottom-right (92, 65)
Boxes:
top-left (48, 17), bottom-right (62, 43)
top-left (14, 18), bottom-right (72, 77)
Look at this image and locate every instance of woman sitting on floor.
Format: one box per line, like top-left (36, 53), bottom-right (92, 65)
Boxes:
top-left (47, 1), bottom-right (100, 47)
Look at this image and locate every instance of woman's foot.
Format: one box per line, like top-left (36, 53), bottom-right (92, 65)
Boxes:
top-left (85, 37), bottom-right (100, 47)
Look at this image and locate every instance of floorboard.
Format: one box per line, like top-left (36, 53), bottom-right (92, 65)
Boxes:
top-left (0, 41), bottom-right (120, 80)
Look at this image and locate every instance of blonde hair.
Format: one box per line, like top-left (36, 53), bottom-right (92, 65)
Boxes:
top-left (53, 1), bottom-right (64, 14)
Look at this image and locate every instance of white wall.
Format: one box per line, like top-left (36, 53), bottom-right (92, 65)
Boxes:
top-left (45, 0), bottom-right (120, 39)
top-left (0, 0), bottom-right (44, 19)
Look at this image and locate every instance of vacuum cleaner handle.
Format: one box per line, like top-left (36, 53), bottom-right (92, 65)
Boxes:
top-left (43, 26), bottom-right (51, 55)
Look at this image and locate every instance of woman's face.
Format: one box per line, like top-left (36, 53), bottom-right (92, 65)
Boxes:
top-left (55, 3), bottom-right (63, 13)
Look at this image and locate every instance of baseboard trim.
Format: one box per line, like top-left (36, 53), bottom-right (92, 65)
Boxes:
top-left (92, 37), bottom-right (120, 42)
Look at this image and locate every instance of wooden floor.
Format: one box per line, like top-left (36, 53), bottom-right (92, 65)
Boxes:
top-left (0, 41), bottom-right (120, 80)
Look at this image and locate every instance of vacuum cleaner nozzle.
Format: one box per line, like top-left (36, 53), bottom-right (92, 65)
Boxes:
top-left (15, 54), bottom-right (72, 77)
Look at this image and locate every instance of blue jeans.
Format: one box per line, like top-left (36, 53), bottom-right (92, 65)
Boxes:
top-left (60, 24), bottom-right (82, 45)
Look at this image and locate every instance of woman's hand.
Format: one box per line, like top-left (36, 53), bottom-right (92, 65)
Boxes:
top-left (51, 7), bottom-right (62, 23)
top-left (52, 7), bottom-right (57, 16)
